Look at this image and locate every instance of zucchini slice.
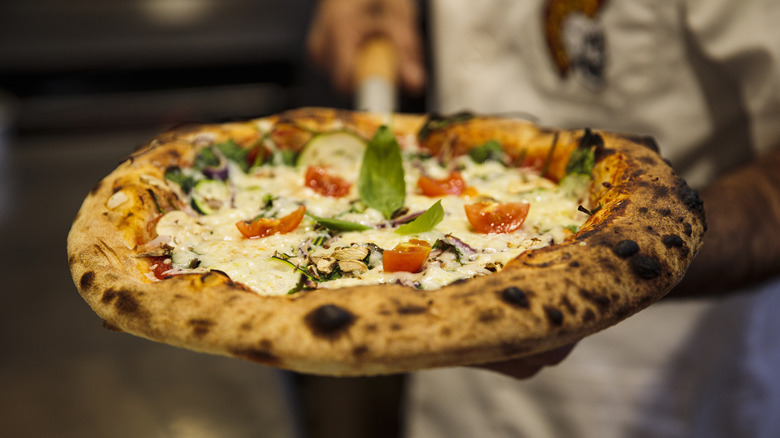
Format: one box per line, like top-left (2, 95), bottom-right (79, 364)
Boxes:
top-left (296, 131), bottom-right (367, 171)
top-left (191, 179), bottom-right (231, 215)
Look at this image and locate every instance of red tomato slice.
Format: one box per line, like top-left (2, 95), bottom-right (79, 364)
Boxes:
top-left (305, 166), bottom-right (352, 198)
top-left (149, 256), bottom-right (173, 280)
top-left (417, 171), bottom-right (470, 197)
top-left (236, 205), bottom-right (306, 239)
top-left (464, 201), bottom-right (530, 234)
top-left (383, 239), bottom-right (432, 273)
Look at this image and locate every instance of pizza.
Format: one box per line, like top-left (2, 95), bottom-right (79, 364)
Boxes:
top-left (67, 107), bottom-right (705, 376)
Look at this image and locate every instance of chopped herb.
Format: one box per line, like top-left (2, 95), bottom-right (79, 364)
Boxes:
top-left (395, 200), bottom-right (444, 235)
top-left (147, 189), bottom-right (165, 214)
top-left (271, 253), bottom-right (314, 280)
top-left (164, 166), bottom-right (197, 193)
top-left (433, 238), bottom-right (464, 263)
top-left (565, 225), bottom-right (580, 233)
top-left (215, 140), bottom-right (251, 172)
top-left (566, 140), bottom-right (596, 176)
top-left (306, 213), bottom-right (372, 232)
top-left (418, 112), bottom-right (474, 141)
top-left (194, 147), bottom-right (221, 171)
top-left (358, 126), bottom-right (406, 219)
top-left (276, 149), bottom-right (297, 166)
top-left (468, 140), bottom-right (505, 164)
top-left (287, 274), bottom-right (307, 294)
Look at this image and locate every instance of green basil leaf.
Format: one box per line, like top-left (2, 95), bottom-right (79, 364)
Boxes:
top-left (566, 145), bottom-right (596, 175)
top-left (358, 126), bottom-right (406, 219)
top-left (215, 140), bottom-right (251, 172)
top-left (164, 166), bottom-right (197, 193)
top-left (306, 213), bottom-right (372, 232)
top-left (395, 200), bottom-right (444, 235)
top-left (468, 140), bottom-right (504, 164)
top-left (194, 147), bottom-right (221, 171)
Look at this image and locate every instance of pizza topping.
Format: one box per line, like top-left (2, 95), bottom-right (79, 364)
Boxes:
top-left (395, 200), bottom-right (445, 235)
top-left (191, 179), bottom-right (230, 215)
top-left (382, 239), bottom-right (433, 273)
top-left (306, 213), bottom-right (372, 232)
top-left (417, 171), bottom-right (472, 197)
top-left (304, 166), bottom-right (352, 198)
top-left (151, 125), bottom-right (591, 295)
top-left (464, 201), bottom-right (531, 234)
top-left (358, 126), bottom-right (406, 219)
top-left (235, 205), bottom-right (306, 239)
top-left (468, 140), bottom-right (506, 164)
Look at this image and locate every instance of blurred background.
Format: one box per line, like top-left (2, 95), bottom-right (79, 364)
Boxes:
top-left (0, 0), bottom-right (425, 437)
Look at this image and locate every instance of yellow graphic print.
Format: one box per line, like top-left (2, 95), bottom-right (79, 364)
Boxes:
top-left (543, 0), bottom-right (608, 87)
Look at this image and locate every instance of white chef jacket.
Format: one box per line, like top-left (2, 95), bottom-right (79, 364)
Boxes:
top-left (404, 1), bottom-right (780, 437)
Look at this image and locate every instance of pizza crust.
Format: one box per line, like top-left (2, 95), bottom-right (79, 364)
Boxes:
top-left (67, 108), bottom-right (705, 376)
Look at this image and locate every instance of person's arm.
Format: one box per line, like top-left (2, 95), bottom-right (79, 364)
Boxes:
top-left (306, 0), bottom-right (426, 95)
top-left (671, 148), bottom-right (780, 296)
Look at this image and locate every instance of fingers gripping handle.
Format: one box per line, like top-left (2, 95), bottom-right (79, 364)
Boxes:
top-left (354, 37), bottom-right (398, 113)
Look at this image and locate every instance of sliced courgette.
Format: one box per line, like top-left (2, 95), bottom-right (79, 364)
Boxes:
top-left (191, 179), bottom-right (231, 215)
top-left (296, 131), bottom-right (367, 170)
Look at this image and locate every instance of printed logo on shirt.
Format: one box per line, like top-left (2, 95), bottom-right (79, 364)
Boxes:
top-left (543, 0), bottom-right (608, 90)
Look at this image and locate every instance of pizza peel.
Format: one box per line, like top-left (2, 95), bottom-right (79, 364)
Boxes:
top-left (354, 36), bottom-right (398, 113)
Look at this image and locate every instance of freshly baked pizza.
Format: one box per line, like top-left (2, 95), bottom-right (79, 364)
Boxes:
top-left (67, 107), bottom-right (705, 376)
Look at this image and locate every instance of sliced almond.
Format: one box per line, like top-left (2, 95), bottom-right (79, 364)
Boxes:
top-left (338, 260), bottom-right (368, 273)
top-left (333, 246), bottom-right (370, 261)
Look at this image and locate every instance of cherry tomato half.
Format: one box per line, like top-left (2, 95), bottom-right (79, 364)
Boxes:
top-left (464, 201), bottom-right (530, 234)
top-left (305, 166), bottom-right (352, 198)
top-left (382, 239), bottom-right (433, 273)
top-left (417, 171), bottom-right (473, 197)
top-left (236, 205), bottom-right (306, 239)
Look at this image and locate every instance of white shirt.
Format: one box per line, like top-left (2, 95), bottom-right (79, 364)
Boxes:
top-left (405, 1), bottom-right (780, 437)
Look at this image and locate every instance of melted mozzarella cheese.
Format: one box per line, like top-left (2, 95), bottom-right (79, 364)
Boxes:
top-left (154, 152), bottom-right (590, 296)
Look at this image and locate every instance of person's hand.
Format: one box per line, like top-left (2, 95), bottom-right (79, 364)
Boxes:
top-left (306, 0), bottom-right (426, 95)
top-left (472, 343), bottom-right (576, 379)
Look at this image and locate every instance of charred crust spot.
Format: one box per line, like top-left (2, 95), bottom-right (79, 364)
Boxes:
top-left (390, 323), bottom-right (403, 331)
top-left (305, 304), bottom-right (356, 338)
top-left (353, 345), bottom-right (369, 357)
top-left (397, 305), bottom-right (427, 315)
top-left (230, 348), bottom-right (279, 365)
top-left (621, 134), bottom-right (660, 152)
top-left (638, 155), bottom-right (658, 166)
top-left (582, 309), bottom-right (596, 323)
top-left (638, 207), bottom-right (649, 214)
top-left (102, 320), bottom-right (124, 332)
top-left (478, 307), bottom-right (504, 323)
top-left (560, 296), bottom-right (577, 315)
top-left (102, 289), bottom-right (144, 316)
top-left (631, 254), bottom-right (662, 279)
top-left (90, 179), bottom-right (104, 195)
top-left (440, 326), bottom-right (452, 337)
top-left (569, 261), bottom-right (580, 268)
top-left (612, 240), bottom-right (639, 258)
top-left (657, 208), bottom-right (672, 216)
top-left (544, 306), bottom-right (564, 326)
top-left (500, 287), bottom-right (531, 308)
top-left (80, 271), bottom-right (96, 291)
top-left (188, 319), bottom-right (215, 338)
top-left (579, 128), bottom-right (604, 151)
top-left (683, 222), bottom-right (693, 236)
top-left (677, 183), bottom-right (705, 219)
top-left (662, 234), bottom-right (684, 249)
top-left (579, 289), bottom-right (611, 310)
top-left (655, 185), bottom-right (670, 199)
top-left (602, 181), bottom-right (613, 189)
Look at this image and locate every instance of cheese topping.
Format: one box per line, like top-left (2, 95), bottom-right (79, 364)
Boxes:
top-left (151, 132), bottom-right (591, 295)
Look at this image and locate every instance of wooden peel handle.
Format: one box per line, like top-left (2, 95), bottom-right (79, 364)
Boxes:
top-left (354, 37), bottom-right (398, 112)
